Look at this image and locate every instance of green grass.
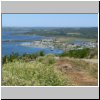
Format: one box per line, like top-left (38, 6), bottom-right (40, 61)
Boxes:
top-left (56, 37), bottom-right (97, 43)
top-left (2, 55), bottom-right (72, 86)
top-left (36, 54), bottom-right (56, 65)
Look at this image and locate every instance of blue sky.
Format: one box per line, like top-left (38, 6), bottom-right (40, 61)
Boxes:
top-left (2, 14), bottom-right (98, 27)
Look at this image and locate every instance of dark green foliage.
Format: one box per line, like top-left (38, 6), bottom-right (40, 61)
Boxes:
top-left (2, 51), bottom-right (45, 64)
top-left (2, 55), bottom-right (9, 64)
top-left (38, 51), bottom-right (45, 56)
top-left (2, 48), bottom-right (98, 65)
top-left (34, 51), bottom-right (45, 58)
top-left (2, 53), bottom-right (19, 64)
top-left (60, 48), bottom-right (90, 58)
top-left (9, 52), bottom-right (19, 62)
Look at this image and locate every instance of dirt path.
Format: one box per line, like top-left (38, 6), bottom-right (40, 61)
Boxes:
top-left (65, 70), bottom-right (98, 86)
top-left (55, 58), bottom-right (98, 86)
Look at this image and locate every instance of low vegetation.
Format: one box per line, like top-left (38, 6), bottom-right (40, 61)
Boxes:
top-left (2, 51), bottom-right (45, 64)
top-left (2, 54), bottom-right (72, 86)
top-left (2, 48), bottom-right (98, 86)
top-left (60, 48), bottom-right (98, 59)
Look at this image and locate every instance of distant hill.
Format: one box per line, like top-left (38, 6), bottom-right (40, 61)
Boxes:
top-left (2, 27), bottom-right (98, 39)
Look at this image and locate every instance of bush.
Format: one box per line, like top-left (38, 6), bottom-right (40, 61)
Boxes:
top-left (60, 48), bottom-right (90, 58)
top-left (2, 55), bottom-right (9, 64)
top-left (2, 51), bottom-right (45, 64)
top-left (38, 51), bottom-right (45, 56)
top-left (2, 53), bottom-right (19, 64)
top-left (36, 54), bottom-right (56, 65)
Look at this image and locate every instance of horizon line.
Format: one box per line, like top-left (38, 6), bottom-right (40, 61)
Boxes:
top-left (2, 26), bottom-right (98, 28)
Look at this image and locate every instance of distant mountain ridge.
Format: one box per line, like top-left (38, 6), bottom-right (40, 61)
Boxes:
top-left (2, 27), bottom-right (98, 39)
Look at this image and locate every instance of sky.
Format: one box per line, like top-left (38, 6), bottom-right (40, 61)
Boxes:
top-left (2, 14), bottom-right (98, 27)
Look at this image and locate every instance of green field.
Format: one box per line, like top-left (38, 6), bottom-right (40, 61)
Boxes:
top-left (56, 37), bottom-right (97, 43)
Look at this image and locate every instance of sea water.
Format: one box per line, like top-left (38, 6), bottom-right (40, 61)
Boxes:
top-left (2, 31), bottom-right (63, 56)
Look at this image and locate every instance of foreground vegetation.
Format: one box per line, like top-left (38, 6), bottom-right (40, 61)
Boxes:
top-left (2, 51), bottom-right (45, 65)
top-left (2, 48), bottom-right (98, 86)
top-left (2, 48), bottom-right (98, 65)
top-left (2, 54), bottom-right (72, 86)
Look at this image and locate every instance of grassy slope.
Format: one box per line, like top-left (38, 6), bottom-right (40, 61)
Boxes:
top-left (2, 54), bottom-right (98, 86)
top-left (2, 55), bottom-right (72, 86)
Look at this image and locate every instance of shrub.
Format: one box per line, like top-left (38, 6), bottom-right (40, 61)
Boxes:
top-left (60, 48), bottom-right (90, 58)
top-left (2, 55), bottom-right (9, 64)
top-left (2, 51), bottom-right (45, 64)
top-left (36, 54), bottom-right (56, 65)
top-left (38, 51), bottom-right (45, 56)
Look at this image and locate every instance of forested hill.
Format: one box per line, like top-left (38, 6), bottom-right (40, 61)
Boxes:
top-left (2, 27), bottom-right (98, 39)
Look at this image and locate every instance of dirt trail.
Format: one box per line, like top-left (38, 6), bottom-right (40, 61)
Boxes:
top-left (65, 70), bottom-right (97, 86)
top-left (55, 58), bottom-right (98, 86)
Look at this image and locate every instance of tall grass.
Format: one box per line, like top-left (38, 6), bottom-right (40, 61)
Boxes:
top-left (2, 55), bottom-right (72, 86)
top-left (36, 54), bottom-right (56, 65)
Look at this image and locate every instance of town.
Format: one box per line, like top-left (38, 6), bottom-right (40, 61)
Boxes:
top-left (20, 38), bottom-right (98, 51)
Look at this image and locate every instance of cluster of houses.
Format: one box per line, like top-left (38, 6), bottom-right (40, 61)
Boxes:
top-left (64, 40), bottom-right (98, 51)
top-left (32, 39), bottom-right (55, 49)
top-left (75, 41), bottom-right (97, 48)
top-left (20, 38), bottom-right (98, 51)
top-left (20, 38), bottom-right (56, 50)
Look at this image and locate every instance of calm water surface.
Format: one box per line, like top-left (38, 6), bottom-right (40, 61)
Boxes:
top-left (2, 31), bottom-right (63, 56)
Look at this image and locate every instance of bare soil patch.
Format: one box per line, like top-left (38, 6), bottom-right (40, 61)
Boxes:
top-left (55, 58), bottom-right (98, 86)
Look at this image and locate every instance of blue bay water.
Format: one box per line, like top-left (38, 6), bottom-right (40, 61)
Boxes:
top-left (2, 31), bottom-right (63, 56)
top-left (2, 32), bottom-right (48, 41)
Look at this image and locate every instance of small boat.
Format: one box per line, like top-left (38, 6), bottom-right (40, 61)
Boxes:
top-left (51, 49), bottom-right (54, 51)
top-left (50, 47), bottom-right (54, 51)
